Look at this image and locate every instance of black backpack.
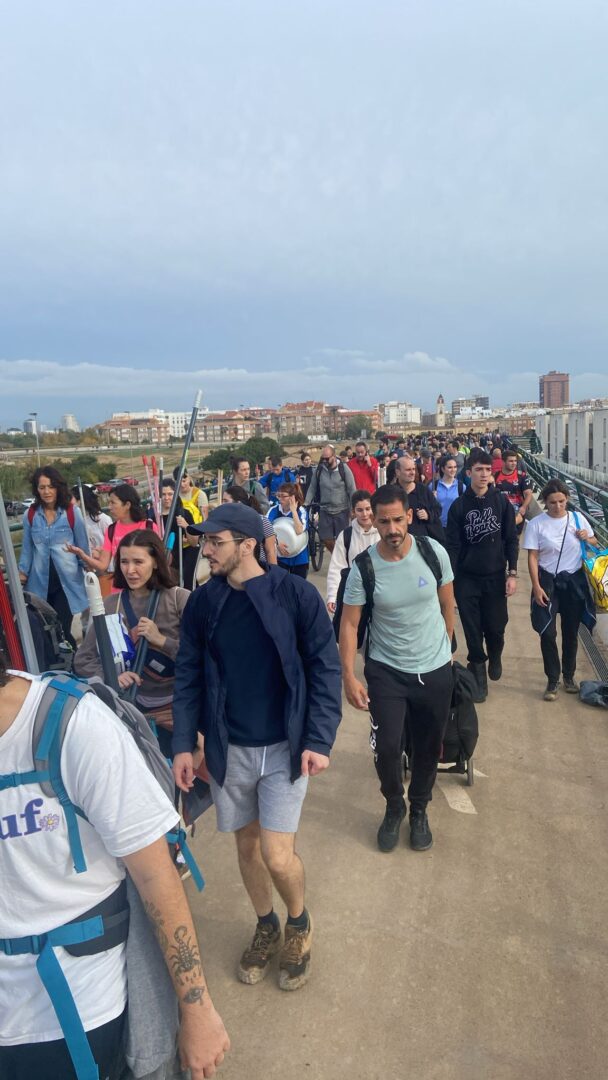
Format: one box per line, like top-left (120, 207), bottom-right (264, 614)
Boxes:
top-left (334, 534), bottom-right (443, 650)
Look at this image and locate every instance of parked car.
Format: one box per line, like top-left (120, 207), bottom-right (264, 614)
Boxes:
top-left (95, 481), bottom-right (114, 494)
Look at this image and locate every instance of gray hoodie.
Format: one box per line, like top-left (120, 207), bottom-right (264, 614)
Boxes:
top-left (305, 462), bottom-right (356, 514)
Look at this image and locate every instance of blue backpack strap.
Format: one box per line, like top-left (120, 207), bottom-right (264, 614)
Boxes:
top-left (33, 676), bottom-right (91, 874)
top-left (0, 917), bottom-right (104, 1080)
top-left (166, 825), bottom-right (205, 892)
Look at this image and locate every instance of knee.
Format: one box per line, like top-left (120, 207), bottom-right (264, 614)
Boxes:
top-left (262, 846), bottom-right (295, 879)
top-left (235, 824), bottom-right (261, 864)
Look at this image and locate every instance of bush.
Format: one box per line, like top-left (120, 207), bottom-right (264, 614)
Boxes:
top-left (0, 463), bottom-right (29, 500)
top-left (199, 436), bottom-right (284, 474)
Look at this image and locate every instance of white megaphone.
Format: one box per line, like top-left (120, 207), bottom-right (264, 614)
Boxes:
top-left (272, 516), bottom-right (309, 557)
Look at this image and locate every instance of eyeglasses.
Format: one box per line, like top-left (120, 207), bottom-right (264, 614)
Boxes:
top-left (202, 537), bottom-right (246, 550)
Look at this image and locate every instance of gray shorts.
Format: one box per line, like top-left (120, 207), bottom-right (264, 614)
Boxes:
top-left (319, 508), bottom-right (350, 541)
top-left (209, 741), bottom-right (309, 834)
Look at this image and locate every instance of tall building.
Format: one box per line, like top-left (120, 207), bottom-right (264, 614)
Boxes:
top-left (435, 394), bottom-right (446, 428)
top-left (61, 413), bottom-right (80, 433)
top-left (539, 371), bottom-right (569, 408)
top-left (451, 396), bottom-right (490, 417)
top-left (23, 418), bottom-right (37, 435)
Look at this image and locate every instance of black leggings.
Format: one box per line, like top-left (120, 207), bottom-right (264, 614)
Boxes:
top-left (278, 561), bottom-right (309, 578)
top-left (46, 560), bottom-right (77, 650)
top-left (365, 658), bottom-right (453, 811)
top-left (0, 1008), bottom-right (126, 1080)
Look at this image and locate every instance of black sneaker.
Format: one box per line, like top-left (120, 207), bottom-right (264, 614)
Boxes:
top-left (543, 682), bottom-right (559, 702)
top-left (467, 662), bottom-right (488, 703)
top-left (377, 802), bottom-right (406, 853)
top-left (563, 677), bottom-right (579, 694)
top-left (487, 654), bottom-right (503, 681)
top-left (410, 808), bottom-right (433, 851)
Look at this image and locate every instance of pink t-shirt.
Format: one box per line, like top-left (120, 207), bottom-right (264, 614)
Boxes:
top-left (102, 520), bottom-right (160, 591)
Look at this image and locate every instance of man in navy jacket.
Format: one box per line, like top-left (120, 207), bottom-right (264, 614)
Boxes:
top-left (172, 503), bottom-right (341, 993)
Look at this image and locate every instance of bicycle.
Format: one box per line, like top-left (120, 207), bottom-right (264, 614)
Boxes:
top-left (307, 504), bottom-right (324, 572)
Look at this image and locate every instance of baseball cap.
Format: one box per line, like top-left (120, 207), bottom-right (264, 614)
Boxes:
top-left (186, 502), bottom-right (265, 543)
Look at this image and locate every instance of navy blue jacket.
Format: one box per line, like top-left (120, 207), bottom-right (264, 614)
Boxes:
top-left (172, 566), bottom-right (342, 786)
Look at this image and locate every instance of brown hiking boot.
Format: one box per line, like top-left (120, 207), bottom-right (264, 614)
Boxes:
top-left (237, 921), bottom-right (282, 985)
top-left (278, 914), bottom-right (313, 991)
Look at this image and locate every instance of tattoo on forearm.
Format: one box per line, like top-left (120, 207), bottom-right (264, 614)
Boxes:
top-left (143, 901), bottom-right (169, 952)
top-left (183, 986), bottom-right (206, 1005)
top-left (171, 925), bottom-right (203, 992)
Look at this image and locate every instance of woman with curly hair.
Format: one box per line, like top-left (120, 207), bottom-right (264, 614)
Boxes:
top-left (18, 466), bottom-right (89, 648)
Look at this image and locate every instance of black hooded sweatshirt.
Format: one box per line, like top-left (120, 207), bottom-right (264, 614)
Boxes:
top-left (445, 486), bottom-right (518, 577)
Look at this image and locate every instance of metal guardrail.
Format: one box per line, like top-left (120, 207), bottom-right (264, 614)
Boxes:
top-left (508, 442), bottom-right (608, 548)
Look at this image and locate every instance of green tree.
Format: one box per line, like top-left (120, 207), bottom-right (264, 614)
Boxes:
top-left (0, 463), bottom-right (29, 500)
top-left (198, 436), bottom-right (283, 475)
top-left (344, 414), bottom-right (372, 440)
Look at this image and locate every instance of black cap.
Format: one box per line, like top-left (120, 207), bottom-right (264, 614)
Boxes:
top-left (186, 502), bottom-right (265, 542)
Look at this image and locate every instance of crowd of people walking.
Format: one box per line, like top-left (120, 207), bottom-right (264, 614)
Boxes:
top-left (1, 430), bottom-right (602, 1079)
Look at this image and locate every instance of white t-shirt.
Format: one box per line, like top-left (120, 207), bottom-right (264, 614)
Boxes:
top-left (0, 673), bottom-right (178, 1046)
top-left (86, 511), bottom-right (112, 551)
top-left (522, 511), bottom-right (594, 575)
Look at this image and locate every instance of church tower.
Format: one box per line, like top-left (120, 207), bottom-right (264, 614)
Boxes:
top-left (435, 393), bottom-right (446, 429)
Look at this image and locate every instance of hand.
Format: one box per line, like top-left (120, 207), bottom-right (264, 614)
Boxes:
top-left (173, 752), bottom-right (195, 792)
top-left (575, 528), bottom-right (591, 541)
top-left (301, 750), bottom-right (330, 777)
top-left (505, 576), bottom-right (517, 597)
top-left (175, 515), bottom-right (188, 530)
top-left (178, 1003), bottom-right (230, 1079)
top-left (278, 542), bottom-right (291, 557)
top-left (416, 509), bottom-right (429, 521)
top-left (515, 513), bottom-right (523, 525)
top-left (136, 617), bottom-right (164, 648)
top-left (117, 671), bottom-right (142, 690)
top-left (533, 585), bottom-right (550, 607)
top-left (344, 677), bottom-right (370, 710)
top-left (327, 601), bottom-right (336, 614)
top-left (289, 496), bottom-right (298, 513)
top-left (19, 571), bottom-right (28, 584)
top-left (64, 543), bottom-right (84, 557)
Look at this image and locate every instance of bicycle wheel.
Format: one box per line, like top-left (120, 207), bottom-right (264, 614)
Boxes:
top-left (310, 526), bottom-right (324, 572)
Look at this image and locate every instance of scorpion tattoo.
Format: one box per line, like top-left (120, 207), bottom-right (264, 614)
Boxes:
top-left (171, 925), bottom-right (202, 987)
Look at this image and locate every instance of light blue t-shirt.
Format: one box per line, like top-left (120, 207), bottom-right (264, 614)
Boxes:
top-left (343, 538), bottom-right (454, 674)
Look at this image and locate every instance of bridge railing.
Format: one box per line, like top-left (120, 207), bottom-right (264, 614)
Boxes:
top-left (509, 442), bottom-right (608, 548)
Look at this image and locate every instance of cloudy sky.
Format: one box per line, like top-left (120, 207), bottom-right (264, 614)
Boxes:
top-left (1, 1), bottom-right (607, 428)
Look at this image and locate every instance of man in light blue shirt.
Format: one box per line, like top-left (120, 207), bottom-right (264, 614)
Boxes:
top-left (340, 485), bottom-right (455, 854)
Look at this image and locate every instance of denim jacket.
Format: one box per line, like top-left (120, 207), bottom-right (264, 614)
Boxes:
top-left (19, 505), bottom-right (89, 614)
top-left (172, 566), bottom-right (342, 786)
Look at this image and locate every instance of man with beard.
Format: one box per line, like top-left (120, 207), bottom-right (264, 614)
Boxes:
top-left (393, 456), bottom-right (445, 545)
top-left (171, 504), bottom-right (341, 992)
top-left (340, 485), bottom-right (455, 855)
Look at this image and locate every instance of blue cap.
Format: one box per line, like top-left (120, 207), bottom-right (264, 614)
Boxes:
top-left (186, 502), bottom-right (265, 542)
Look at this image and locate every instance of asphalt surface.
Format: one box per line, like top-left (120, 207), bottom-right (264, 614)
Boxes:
top-left (186, 554), bottom-right (608, 1080)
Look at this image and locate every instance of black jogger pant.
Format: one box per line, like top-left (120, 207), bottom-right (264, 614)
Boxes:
top-left (365, 658), bottom-right (453, 811)
top-left (454, 571), bottom-right (508, 665)
top-left (538, 567), bottom-right (586, 684)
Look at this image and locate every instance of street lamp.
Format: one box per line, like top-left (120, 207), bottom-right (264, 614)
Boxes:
top-left (29, 412), bottom-right (41, 467)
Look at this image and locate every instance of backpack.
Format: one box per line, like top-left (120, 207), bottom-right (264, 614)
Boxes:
top-left (440, 661), bottom-right (479, 764)
top-left (336, 535), bottom-right (444, 651)
top-left (24, 591), bottom-right (74, 671)
top-left (265, 468), bottom-right (293, 498)
top-left (27, 503), bottom-right (75, 529)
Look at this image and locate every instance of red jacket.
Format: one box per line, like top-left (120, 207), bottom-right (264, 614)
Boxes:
top-left (348, 456), bottom-right (378, 494)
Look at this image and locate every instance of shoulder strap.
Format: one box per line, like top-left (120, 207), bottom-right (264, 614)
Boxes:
top-left (415, 536), bottom-right (442, 586)
top-left (458, 479), bottom-right (465, 496)
top-left (27, 504), bottom-right (35, 525)
top-left (338, 461), bottom-right (347, 485)
top-left (554, 513), bottom-right (570, 576)
top-left (67, 505), bottom-right (75, 530)
top-left (119, 589), bottom-right (138, 629)
top-left (107, 521), bottom-right (116, 543)
top-left (354, 549), bottom-right (376, 610)
top-left (343, 525), bottom-right (353, 561)
top-left (32, 674), bottom-right (91, 874)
